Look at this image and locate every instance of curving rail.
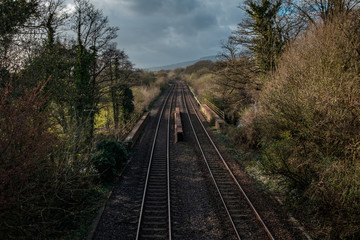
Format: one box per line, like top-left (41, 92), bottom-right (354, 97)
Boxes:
top-left (181, 85), bottom-right (275, 240)
top-left (136, 84), bottom-right (176, 240)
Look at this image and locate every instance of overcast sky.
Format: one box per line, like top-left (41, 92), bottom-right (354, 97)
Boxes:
top-left (66, 0), bottom-right (244, 69)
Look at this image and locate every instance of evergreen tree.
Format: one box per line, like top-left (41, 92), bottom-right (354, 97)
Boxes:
top-left (246, 0), bottom-right (283, 72)
top-left (0, 0), bottom-right (38, 78)
top-left (119, 86), bottom-right (134, 123)
top-left (233, 0), bottom-right (283, 73)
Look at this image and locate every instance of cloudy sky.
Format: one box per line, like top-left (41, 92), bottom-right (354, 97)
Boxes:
top-left (67, 0), bottom-right (244, 69)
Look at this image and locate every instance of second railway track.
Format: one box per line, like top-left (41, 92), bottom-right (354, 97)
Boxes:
top-left (181, 83), bottom-right (275, 240)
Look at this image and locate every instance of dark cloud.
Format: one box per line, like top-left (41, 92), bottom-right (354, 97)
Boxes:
top-left (88, 0), bottom-right (244, 68)
top-left (125, 0), bottom-right (165, 15)
top-left (192, 12), bottom-right (217, 30)
top-left (119, 0), bottom-right (200, 16)
top-left (171, 0), bottom-right (200, 14)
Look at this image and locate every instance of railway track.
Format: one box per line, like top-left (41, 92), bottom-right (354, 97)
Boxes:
top-left (135, 82), bottom-right (275, 239)
top-left (92, 81), bottom-right (302, 239)
top-left (181, 84), bottom-right (275, 240)
top-left (135, 84), bottom-right (176, 240)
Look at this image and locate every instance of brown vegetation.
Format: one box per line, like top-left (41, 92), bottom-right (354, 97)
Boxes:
top-left (256, 13), bottom-right (360, 238)
top-left (0, 79), bottom-right (100, 238)
top-left (131, 70), bottom-right (170, 113)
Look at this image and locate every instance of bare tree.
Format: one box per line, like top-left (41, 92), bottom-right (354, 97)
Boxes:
top-left (213, 38), bottom-right (257, 123)
top-left (292, 0), bottom-right (360, 23)
top-left (38, 0), bottom-right (68, 48)
top-left (71, 0), bottom-right (119, 146)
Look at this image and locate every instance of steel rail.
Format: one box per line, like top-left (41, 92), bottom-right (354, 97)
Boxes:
top-left (181, 87), bottom-right (242, 240)
top-left (136, 85), bottom-right (175, 240)
top-left (167, 84), bottom-right (176, 240)
top-left (183, 85), bottom-right (275, 240)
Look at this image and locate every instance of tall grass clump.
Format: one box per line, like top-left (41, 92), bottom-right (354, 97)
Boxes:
top-left (257, 13), bottom-right (360, 239)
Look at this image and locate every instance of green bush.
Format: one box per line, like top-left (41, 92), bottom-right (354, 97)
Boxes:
top-left (91, 140), bottom-right (129, 183)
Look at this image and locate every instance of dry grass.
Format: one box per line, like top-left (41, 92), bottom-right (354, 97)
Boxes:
top-left (132, 85), bottom-right (160, 112)
top-left (183, 72), bottom-right (217, 100)
top-left (132, 72), bottom-right (169, 112)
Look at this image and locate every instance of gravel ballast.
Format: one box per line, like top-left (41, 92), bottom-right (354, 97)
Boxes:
top-left (92, 85), bottom-right (308, 240)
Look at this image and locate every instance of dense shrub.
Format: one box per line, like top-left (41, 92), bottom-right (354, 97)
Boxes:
top-left (229, 106), bottom-right (260, 149)
top-left (0, 80), bottom-right (101, 238)
top-left (92, 140), bottom-right (129, 183)
top-left (257, 14), bottom-right (360, 238)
